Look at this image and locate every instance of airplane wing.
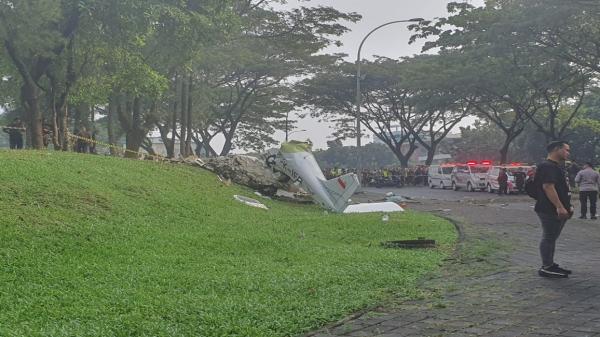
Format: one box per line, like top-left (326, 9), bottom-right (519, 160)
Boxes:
top-left (343, 202), bottom-right (404, 214)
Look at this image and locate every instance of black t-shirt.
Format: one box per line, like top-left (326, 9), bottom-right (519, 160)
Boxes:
top-left (534, 159), bottom-right (571, 215)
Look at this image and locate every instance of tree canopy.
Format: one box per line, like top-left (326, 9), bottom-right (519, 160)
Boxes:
top-left (0, 0), bottom-right (359, 155)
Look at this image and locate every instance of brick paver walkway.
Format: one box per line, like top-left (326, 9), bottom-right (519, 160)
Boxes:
top-left (306, 199), bottom-right (600, 337)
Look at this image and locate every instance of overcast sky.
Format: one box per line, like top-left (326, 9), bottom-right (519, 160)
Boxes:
top-left (270, 0), bottom-right (485, 150)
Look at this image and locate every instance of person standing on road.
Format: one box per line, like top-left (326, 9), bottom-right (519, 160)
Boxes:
top-left (535, 141), bottom-right (573, 278)
top-left (574, 162), bottom-right (600, 220)
top-left (75, 127), bottom-right (91, 153)
top-left (498, 168), bottom-right (509, 195)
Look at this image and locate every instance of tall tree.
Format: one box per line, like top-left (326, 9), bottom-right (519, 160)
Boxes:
top-left (410, 1), bottom-right (591, 152)
top-left (301, 57), bottom-right (424, 167)
top-left (0, 0), bottom-right (83, 148)
top-left (401, 53), bottom-right (472, 165)
top-left (194, 4), bottom-right (360, 156)
top-left (505, 0), bottom-right (600, 75)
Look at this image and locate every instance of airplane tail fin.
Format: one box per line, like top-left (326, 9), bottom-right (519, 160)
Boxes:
top-left (320, 173), bottom-right (360, 212)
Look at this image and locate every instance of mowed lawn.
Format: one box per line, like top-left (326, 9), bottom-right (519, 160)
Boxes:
top-left (0, 151), bottom-right (457, 337)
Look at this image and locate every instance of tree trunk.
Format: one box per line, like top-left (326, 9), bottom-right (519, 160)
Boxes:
top-left (21, 82), bottom-right (44, 149)
top-left (74, 103), bottom-right (90, 131)
top-left (52, 101), bottom-right (60, 150)
top-left (425, 145), bottom-right (437, 166)
top-left (59, 104), bottom-right (69, 151)
top-left (193, 132), bottom-right (219, 157)
top-left (398, 157), bottom-right (409, 168)
top-left (392, 143), bottom-right (418, 169)
top-left (499, 143), bottom-right (510, 165)
top-left (141, 137), bottom-right (157, 158)
top-left (185, 74), bottom-right (194, 156)
top-left (125, 131), bottom-right (145, 159)
top-left (108, 98), bottom-right (117, 156)
top-left (192, 136), bottom-right (204, 156)
top-left (179, 75), bottom-right (188, 157)
top-left (157, 123), bottom-right (174, 158)
top-left (89, 105), bottom-right (96, 154)
top-left (169, 74), bottom-right (180, 158)
top-left (221, 136), bottom-right (234, 156)
top-left (46, 37), bottom-right (75, 152)
top-left (124, 97), bottom-right (145, 159)
top-left (499, 128), bottom-right (525, 164)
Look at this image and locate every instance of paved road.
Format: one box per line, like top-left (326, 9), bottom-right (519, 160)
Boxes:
top-left (362, 186), bottom-right (532, 202)
top-left (307, 190), bottom-right (600, 337)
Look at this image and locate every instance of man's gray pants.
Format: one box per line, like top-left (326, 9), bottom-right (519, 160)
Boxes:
top-left (537, 212), bottom-right (567, 267)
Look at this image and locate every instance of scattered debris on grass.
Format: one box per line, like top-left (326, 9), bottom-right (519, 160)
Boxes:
top-left (233, 195), bottom-right (268, 210)
top-left (381, 239), bottom-right (437, 249)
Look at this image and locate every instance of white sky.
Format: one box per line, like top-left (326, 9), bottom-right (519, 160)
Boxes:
top-left (268, 0), bottom-right (484, 151)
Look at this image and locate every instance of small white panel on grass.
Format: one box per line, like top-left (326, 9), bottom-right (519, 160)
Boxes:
top-left (343, 202), bottom-right (405, 214)
top-left (234, 195), bottom-right (268, 210)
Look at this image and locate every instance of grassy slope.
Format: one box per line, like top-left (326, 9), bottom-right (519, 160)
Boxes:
top-left (0, 151), bottom-right (457, 337)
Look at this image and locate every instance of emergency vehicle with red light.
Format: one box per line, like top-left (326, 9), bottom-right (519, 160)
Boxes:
top-left (428, 164), bottom-right (456, 189)
top-left (451, 161), bottom-right (492, 192)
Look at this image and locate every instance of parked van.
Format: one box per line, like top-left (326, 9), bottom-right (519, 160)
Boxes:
top-left (428, 164), bottom-right (455, 189)
top-left (451, 164), bottom-right (491, 191)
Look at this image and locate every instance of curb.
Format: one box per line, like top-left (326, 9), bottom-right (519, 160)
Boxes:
top-left (433, 212), bottom-right (466, 243)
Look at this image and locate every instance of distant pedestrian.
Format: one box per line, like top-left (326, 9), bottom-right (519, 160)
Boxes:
top-left (514, 170), bottom-right (526, 194)
top-left (42, 122), bottom-right (52, 149)
top-left (574, 162), bottom-right (600, 220)
top-left (3, 118), bottom-right (25, 149)
top-left (89, 126), bottom-right (97, 154)
top-left (534, 141), bottom-right (573, 278)
top-left (498, 168), bottom-right (508, 195)
top-left (75, 127), bottom-right (91, 153)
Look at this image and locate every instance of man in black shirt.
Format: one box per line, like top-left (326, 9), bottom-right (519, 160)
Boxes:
top-left (535, 141), bottom-right (573, 278)
top-left (3, 118), bottom-right (25, 149)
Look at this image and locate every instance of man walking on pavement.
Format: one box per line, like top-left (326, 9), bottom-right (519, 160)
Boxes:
top-left (535, 141), bottom-right (573, 278)
top-left (575, 162), bottom-right (600, 220)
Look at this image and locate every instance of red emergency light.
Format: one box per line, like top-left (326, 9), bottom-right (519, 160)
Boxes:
top-left (481, 160), bottom-right (492, 166)
top-left (466, 161), bottom-right (477, 166)
top-left (510, 162), bottom-right (522, 166)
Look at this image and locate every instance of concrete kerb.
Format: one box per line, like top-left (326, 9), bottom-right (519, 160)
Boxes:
top-left (433, 212), bottom-right (466, 243)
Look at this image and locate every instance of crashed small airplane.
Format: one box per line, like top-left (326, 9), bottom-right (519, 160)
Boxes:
top-left (266, 141), bottom-right (403, 214)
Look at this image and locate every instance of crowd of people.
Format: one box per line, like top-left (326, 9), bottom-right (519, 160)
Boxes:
top-left (323, 166), bottom-right (429, 188)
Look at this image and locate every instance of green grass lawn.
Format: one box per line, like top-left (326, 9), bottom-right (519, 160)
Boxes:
top-left (0, 150), bottom-right (457, 337)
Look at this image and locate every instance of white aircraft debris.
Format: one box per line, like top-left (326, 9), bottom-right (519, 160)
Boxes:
top-left (234, 195), bottom-right (269, 210)
top-left (266, 141), bottom-right (405, 214)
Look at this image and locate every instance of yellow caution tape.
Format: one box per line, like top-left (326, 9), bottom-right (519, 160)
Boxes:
top-left (1, 126), bottom-right (172, 162)
top-left (1, 126), bottom-right (26, 131)
top-left (66, 132), bottom-right (170, 161)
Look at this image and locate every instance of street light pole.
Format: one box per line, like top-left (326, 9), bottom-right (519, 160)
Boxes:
top-left (355, 18), bottom-right (424, 149)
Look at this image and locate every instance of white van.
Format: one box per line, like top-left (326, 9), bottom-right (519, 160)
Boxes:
top-left (428, 164), bottom-right (455, 189)
top-left (486, 165), bottom-right (531, 194)
top-left (485, 166), bottom-right (515, 193)
top-left (451, 164), bottom-right (491, 192)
